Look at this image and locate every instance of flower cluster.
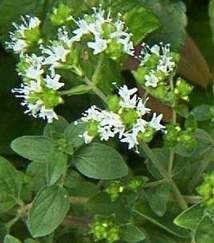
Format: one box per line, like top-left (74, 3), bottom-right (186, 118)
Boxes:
top-left (6, 7), bottom-right (134, 122)
top-left (137, 43), bottom-right (177, 88)
top-left (197, 173), bottom-right (214, 208)
top-left (89, 217), bottom-right (120, 243)
top-left (79, 85), bottom-right (165, 152)
top-left (133, 43), bottom-right (193, 105)
top-left (6, 15), bottom-right (41, 54)
top-left (13, 54), bottom-right (64, 122)
top-left (105, 177), bottom-right (144, 201)
top-left (72, 7), bottom-right (134, 56)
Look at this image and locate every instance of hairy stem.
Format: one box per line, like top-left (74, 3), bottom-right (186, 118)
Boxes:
top-left (168, 75), bottom-right (176, 174)
top-left (140, 142), bottom-right (188, 210)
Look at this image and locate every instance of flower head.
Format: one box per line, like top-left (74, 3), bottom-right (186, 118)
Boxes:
top-left (6, 15), bottom-right (41, 54)
top-left (79, 85), bottom-right (164, 152)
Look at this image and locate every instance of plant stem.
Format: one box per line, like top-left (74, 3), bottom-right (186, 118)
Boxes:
top-left (168, 75), bottom-right (176, 174)
top-left (140, 142), bottom-right (188, 210)
top-left (92, 54), bottom-right (104, 84)
top-left (84, 76), bottom-right (107, 102)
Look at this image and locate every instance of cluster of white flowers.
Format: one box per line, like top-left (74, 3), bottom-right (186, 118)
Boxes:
top-left (13, 54), bottom-right (64, 122)
top-left (140, 43), bottom-right (176, 88)
top-left (6, 15), bottom-right (41, 54)
top-left (72, 7), bottom-right (134, 55)
top-left (80, 85), bottom-right (164, 152)
top-left (7, 7), bottom-right (134, 123)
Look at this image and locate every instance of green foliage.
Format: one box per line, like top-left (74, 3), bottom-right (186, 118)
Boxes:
top-left (27, 185), bottom-right (70, 237)
top-left (0, 0), bottom-right (214, 242)
top-left (73, 143), bottom-right (128, 179)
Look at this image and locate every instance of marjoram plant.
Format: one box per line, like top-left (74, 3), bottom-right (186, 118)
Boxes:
top-left (0, 0), bottom-right (214, 242)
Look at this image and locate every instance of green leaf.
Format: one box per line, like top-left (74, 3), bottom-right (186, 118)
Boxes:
top-left (134, 201), bottom-right (189, 238)
top-left (120, 225), bottom-right (145, 243)
top-left (123, 5), bottom-right (160, 44)
top-left (11, 136), bottom-right (55, 162)
top-left (46, 151), bottom-right (68, 186)
top-left (141, 0), bottom-right (187, 49)
top-left (4, 235), bottom-right (21, 243)
top-left (190, 105), bottom-right (211, 121)
top-left (43, 116), bottom-right (69, 139)
top-left (64, 122), bottom-right (87, 150)
top-left (209, 0), bottom-right (214, 43)
top-left (73, 143), bottom-right (128, 179)
top-left (27, 185), bottom-right (70, 238)
top-left (195, 215), bottom-right (214, 243)
top-left (0, 156), bottom-right (23, 213)
top-left (174, 204), bottom-right (205, 231)
top-left (144, 182), bottom-right (171, 217)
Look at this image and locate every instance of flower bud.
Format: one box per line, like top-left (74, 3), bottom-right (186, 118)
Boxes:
top-left (197, 173), bottom-right (214, 208)
top-left (107, 95), bottom-right (120, 112)
top-left (105, 181), bottom-right (124, 201)
top-left (49, 3), bottom-right (72, 26)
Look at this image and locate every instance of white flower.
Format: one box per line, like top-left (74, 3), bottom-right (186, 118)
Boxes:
top-left (150, 44), bottom-right (160, 56)
top-left (149, 113), bottom-right (165, 131)
top-left (120, 131), bottom-right (138, 149)
top-left (44, 73), bottom-right (64, 90)
top-left (144, 72), bottom-right (159, 88)
top-left (118, 85), bottom-right (138, 109)
top-left (72, 19), bottom-right (92, 41)
top-left (41, 43), bottom-right (69, 66)
top-left (87, 37), bottom-right (108, 55)
top-left (6, 15), bottom-right (41, 54)
top-left (38, 107), bottom-right (58, 123)
top-left (81, 105), bottom-right (103, 122)
top-left (136, 99), bottom-right (151, 116)
top-left (80, 131), bottom-right (94, 144)
top-left (57, 27), bottom-right (73, 48)
top-left (19, 54), bottom-right (44, 80)
top-left (132, 118), bottom-right (148, 134)
top-left (118, 85), bottom-right (137, 100)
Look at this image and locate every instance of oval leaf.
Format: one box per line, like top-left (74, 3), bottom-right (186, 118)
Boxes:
top-left (174, 204), bottom-right (204, 231)
top-left (27, 185), bottom-right (70, 237)
top-left (11, 136), bottom-right (55, 162)
top-left (4, 235), bottom-right (21, 243)
top-left (73, 143), bottom-right (128, 180)
top-left (120, 225), bottom-right (145, 243)
top-left (46, 151), bottom-right (68, 186)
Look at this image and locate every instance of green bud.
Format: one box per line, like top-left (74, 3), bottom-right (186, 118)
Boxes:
top-left (138, 127), bottom-right (155, 143)
top-left (106, 39), bottom-right (123, 60)
top-left (89, 217), bottom-right (120, 243)
top-left (126, 177), bottom-right (144, 192)
top-left (174, 78), bottom-right (193, 101)
top-left (163, 124), bottom-right (181, 146)
top-left (197, 173), bottom-right (214, 208)
top-left (102, 22), bottom-right (115, 39)
top-left (41, 88), bottom-right (64, 108)
top-left (107, 95), bottom-right (120, 112)
top-left (105, 181), bottom-right (124, 201)
top-left (121, 109), bottom-right (138, 127)
top-left (87, 121), bottom-right (98, 137)
top-left (49, 3), bottom-right (72, 26)
top-left (177, 130), bottom-right (196, 150)
top-left (132, 67), bottom-right (149, 85)
top-left (25, 27), bottom-right (41, 46)
top-left (144, 53), bottom-right (159, 68)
